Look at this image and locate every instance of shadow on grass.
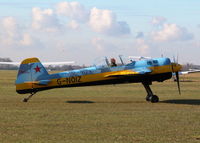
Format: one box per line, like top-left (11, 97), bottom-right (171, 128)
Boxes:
top-left (180, 80), bottom-right (196, 82)
top-left (66, 100), bottom-right (146, 104)
top-left (161, 99), bottom-right (200, 105)
top-left (98, 101), bottom-right (145, 104)
top-left (66, 100), bottom-right (95, 104)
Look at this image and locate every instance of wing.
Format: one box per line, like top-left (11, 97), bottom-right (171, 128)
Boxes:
top-left (25, 80), bottom-right (51, 85)
top-left (105, 67), bottom-right (152, 77)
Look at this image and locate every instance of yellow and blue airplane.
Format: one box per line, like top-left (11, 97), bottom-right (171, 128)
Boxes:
top-left (15, 56), bottom-right (182, 103)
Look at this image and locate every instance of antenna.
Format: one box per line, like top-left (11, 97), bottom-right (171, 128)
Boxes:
top-left (105, 57), bottom-right (110, 66)
top-left (119, 55), bottom-right (124, 65)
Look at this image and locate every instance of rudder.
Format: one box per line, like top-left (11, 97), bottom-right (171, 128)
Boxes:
top-left (16, 57), bottom-right (49, 94)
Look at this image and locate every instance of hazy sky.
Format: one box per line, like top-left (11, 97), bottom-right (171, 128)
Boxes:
top-left (0, 0), bottom-right (199, 65)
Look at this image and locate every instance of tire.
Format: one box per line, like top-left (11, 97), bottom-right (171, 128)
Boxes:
top-left (150, 95), bottom-right (159, 103)
top-left (146, 95), bottom-right (151, 101)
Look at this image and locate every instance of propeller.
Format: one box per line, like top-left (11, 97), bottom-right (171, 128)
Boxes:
top-left (171, 56), bottom-right (181, 95)
top-left (175, 71), bottom-right (181, 95)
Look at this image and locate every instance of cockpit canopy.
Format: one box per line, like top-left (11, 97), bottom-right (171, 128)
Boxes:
top-left (93, 55), bottom-right (125, 67)
top-left (93, 55), bottom-right (151, 67)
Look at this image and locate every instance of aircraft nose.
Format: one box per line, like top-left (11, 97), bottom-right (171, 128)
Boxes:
top-left (177, 64), bottom-right (182, 71)
top-left (172, 63), bottom-right (182, 72)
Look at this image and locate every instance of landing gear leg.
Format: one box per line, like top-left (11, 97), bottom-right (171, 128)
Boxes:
top-left (23, 92), bottom-right (35, 102)
top-left (142, 82), bottom-right (159, 103)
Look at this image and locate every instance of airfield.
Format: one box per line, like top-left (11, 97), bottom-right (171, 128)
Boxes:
top-left (0, 70), bottom-right (200, 143)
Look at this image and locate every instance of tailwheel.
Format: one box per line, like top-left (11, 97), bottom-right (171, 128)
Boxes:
top-left (23, 92), bottom-right (35, 102)
top-left (150, 95), bottom-right (159, 103)
top-left (23, 98), bottom-right (28, 102)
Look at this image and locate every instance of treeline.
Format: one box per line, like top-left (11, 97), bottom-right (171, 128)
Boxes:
top-left (181, 63), bottom-right (200, 71)
top-left (0, 57), bottom-right (12, 62)
top-left (0, 58), bottom-right (18, 70)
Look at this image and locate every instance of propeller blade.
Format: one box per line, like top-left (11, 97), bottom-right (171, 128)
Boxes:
top-left (175, 72), bottom-right (181, 95)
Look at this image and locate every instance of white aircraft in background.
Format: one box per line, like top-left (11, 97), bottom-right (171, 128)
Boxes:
top-left (177, 69), bottom-right (200, 75)
top-left (0, 61), bottom-right (74, 67)
top-left (172, 69), bottom-right (200, 82)
top-left (128, 56), bottom-right (152, 61)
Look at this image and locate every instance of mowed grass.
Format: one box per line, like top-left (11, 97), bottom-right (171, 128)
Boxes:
top-left (0, 70), bottom-right (200, 143)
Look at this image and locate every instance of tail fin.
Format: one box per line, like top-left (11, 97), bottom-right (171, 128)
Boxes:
top-left (16, 57), bottom-right (49, 94)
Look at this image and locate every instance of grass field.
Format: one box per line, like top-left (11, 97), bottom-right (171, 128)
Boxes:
top-left (0, 70), bottom-right (200, 143)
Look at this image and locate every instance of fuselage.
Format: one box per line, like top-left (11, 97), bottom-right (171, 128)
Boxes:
top-left (16, 57), bottom-right (182, 94)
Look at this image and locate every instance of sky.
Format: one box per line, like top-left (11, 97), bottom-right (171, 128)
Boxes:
top-left (0, 0), bottom-right (200, 65)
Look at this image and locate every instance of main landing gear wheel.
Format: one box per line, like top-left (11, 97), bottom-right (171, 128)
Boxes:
top-left (146, 95), bottom-right (151, 101)
top-left (142, 82), bottom-right (160, 103)
top-left (146, 95), bottom-right (159, 103)
top-left (150, 95), bottom-right (159, 103)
